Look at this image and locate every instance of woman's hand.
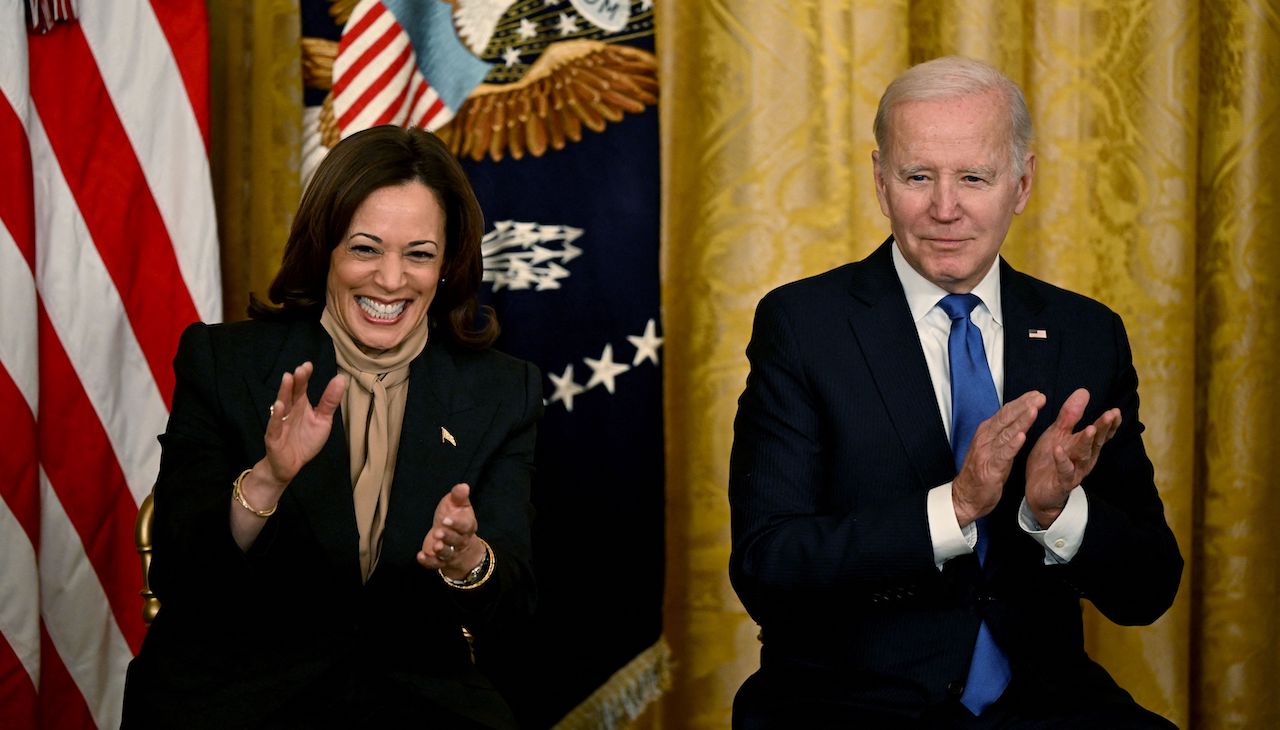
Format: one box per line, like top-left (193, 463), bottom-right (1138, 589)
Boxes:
top-left (232, 362), bottom-right (346, 551)
top-left (261, 361), bottom-right (348, 487)
top-left (417, 483), bottom-right (486, 580)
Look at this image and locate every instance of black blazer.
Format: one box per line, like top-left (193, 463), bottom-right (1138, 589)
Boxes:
top-left (123, 318), bottom-right (542, 729)
top-left (729, 240), bottom-right (1182, 724)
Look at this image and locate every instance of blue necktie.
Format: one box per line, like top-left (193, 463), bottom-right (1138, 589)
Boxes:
top-left (938, 293), bottom-right (1012, 715)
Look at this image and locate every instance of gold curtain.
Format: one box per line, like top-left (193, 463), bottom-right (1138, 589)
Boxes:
top-left (207, 0), bottom-right (302, 323)
top-left (651, 1), bottom-right (1280, 728)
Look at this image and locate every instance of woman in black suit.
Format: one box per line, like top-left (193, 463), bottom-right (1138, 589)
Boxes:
top-left (123, 126), bottom-right (541, 729)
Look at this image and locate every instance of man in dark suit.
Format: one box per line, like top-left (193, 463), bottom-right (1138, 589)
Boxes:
top-left (728, 56), bottom-right (1182, 728)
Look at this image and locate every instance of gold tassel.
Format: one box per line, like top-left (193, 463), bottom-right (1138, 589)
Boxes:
top-left (26, 0), bottom-right (79, 34)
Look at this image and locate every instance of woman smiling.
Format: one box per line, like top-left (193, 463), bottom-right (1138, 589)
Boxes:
top-left (123, 126), bottom-right (541, 729)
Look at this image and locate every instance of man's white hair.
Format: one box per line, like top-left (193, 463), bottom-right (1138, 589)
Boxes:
top-left (873, 56), bottom-right (1033, 177)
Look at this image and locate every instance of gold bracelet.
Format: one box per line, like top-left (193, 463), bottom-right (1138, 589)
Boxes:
top-left (232, 468), bottom-right (277, 518)
top-left (439, 538), bottom-right (495, 590)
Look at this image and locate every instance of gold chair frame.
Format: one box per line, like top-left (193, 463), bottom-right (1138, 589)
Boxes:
top-left (135, 491), bottom-right (160, 624)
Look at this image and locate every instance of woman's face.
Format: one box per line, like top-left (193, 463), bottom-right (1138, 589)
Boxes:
top-left (326, 182), bottom-right (445, 352)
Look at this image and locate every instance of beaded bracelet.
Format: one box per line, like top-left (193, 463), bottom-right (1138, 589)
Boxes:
top-left (232, 468), bottom-right (277, 518)
top-left (439, 538), bottom-right (495, 590)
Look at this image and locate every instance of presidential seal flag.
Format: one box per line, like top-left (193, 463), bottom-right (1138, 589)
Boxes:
top-left (0, 1), bottom-right (221, 727)
top-left (298, 1), bottom-right (664, 727)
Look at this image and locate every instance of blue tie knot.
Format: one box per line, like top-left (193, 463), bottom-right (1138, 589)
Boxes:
top-left (939, 292), bottom-right (983, 322)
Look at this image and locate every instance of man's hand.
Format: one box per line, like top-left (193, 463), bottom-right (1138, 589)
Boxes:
top-left (1024, 388), bottom-right (1121, 528)
top-left (953, 390), bottom-right (1045, 527)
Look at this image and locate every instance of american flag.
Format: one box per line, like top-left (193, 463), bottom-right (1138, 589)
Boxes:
top-left (330, 0), bottom-right (490, 138)
top-left (0, 1), bottom-right (220, 727)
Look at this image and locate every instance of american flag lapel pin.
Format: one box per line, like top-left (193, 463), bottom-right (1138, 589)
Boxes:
top-left (1028, 328), bottom-right (1048, 340)
top-left (441, 427), bottom-right (457, 447)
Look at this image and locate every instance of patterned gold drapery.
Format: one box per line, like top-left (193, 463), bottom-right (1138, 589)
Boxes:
top-left (206, 1), bottom-right (1279, 727)
top-left (649, 1), bottom-right (1279, 728)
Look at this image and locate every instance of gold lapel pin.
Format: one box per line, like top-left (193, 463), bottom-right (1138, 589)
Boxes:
top-left (441, 427), bottom-right (457, 447)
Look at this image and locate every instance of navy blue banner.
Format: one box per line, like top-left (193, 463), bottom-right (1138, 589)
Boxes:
top-left (299, 2), bottom-right (664, 726)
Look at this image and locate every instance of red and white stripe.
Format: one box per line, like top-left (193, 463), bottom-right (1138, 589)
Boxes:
top-left (331, 0), bottom-right (451, 139)
top-left (0, 1), bottom-right (219, 727)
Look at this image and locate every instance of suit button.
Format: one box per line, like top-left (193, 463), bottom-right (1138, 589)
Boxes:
top-left (946, 680), bottom-right (965, 697)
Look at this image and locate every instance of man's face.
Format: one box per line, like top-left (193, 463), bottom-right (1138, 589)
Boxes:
top-left (873, 90), bottom-right (1034, 293)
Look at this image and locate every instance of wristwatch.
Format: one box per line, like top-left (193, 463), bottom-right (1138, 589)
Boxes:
top-left (439, 539), bottom-right (495, 590)
top-left (459, 552), bottom-right (489, 584)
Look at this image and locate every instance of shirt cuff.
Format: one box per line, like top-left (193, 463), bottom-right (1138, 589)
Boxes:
top-left (1018, 486), bottom-right (1089, 564)
top-left (928, 483), bottom-right (977, 570)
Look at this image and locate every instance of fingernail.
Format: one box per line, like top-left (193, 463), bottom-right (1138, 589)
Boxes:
top-left (442, 517), bottom-right (454, 526)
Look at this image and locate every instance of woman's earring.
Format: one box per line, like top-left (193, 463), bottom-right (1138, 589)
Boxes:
top-left (439, 277), bottom-right (447, 284)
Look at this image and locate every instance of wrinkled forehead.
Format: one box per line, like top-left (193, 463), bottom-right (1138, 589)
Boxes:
top-left (882, 93), bottom-right (1017, 165)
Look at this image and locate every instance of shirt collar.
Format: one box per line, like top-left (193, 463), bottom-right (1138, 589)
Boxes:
top-left (890, 239), bottom-right (1003, 326)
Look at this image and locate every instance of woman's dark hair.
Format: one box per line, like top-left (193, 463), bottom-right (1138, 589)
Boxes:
top-left (248, 125), bottom-right (498, 349)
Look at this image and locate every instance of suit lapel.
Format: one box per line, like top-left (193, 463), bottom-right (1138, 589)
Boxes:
top-left (984, 261), bottom-right (1060, 576)
top-left (252, 320), bottom-right (362, 584)
top-left (999, 261), bottom-right (1058, 434)
top-left (848, 251), bottom-right (1064, 577)
top-left (846, 241), bottom-right (956, 490)
top-left (380, 339), bottom-right (496, 566)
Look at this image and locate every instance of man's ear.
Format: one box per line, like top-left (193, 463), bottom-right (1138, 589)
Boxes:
top-left (1013, 152), bottom-right (1036, 215)
top-left (872, 150), bottom-right (891, 217)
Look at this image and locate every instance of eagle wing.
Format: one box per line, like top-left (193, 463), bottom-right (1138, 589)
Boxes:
top-left (436, 39), bottom-right (658, 162)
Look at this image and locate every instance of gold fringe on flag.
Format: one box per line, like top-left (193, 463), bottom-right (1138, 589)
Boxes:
top-left (553, 637), bottom-right (673, 730)
top-left (26, 0), bottom-right (78, 33)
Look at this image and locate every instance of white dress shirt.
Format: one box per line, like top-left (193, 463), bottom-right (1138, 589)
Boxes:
top-left (889, 242), bottom-right (1088, 568)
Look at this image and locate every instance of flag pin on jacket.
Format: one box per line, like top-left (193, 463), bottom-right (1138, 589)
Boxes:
top-left (441, 427), bottom-right (457, 447)
top-left (1028, 328), bottom-right (1048, 339)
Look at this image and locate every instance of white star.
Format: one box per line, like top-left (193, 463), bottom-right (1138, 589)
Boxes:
top-left (544, 0), bottom-right (560, 6)
top-left (627, 318), bottom-right (663, 366)
top-left (583, 344), bottom-right (630, 394)
top-left (548, 364), bottom-right (586, 412)
top-left (502, 46), bottom-right (521, 67)
top-left (640, 0), bottom-right (653, 10)
top-left (517, 17), bottom-right (538, 40)
top-left (557, 12), bottom-right (580, 36)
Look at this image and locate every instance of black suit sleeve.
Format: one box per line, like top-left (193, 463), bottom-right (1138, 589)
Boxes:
top-left (149, 322), bottom-right (276, 611)
top-left (1056, 311), bottom-right (1183, 625)
top-left (729, 291), bottom-right (939, 625)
